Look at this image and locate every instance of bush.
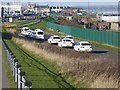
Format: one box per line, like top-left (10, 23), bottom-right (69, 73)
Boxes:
top-left (3, 24), bottom-right (17, 28)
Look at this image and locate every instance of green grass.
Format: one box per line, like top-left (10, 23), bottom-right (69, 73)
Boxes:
top-left (2, 46), bottom-right (17, 88)
top-left (74, 37), bottom-right (120, 52)
top-left (4, 39), bottom-right (74, 88)
top-left (13, 19), bottom-right (37, 26)
top-left (91, 41), bottom-right (120, 52)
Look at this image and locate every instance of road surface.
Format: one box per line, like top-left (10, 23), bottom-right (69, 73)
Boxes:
top-left (18, 31), bottom-right (119, 61)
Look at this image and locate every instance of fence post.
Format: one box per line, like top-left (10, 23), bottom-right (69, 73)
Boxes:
top-left (13, 59), bottom-right (18, 80)
top-left (16, 63), bottom-right (21, 89)
top-left (20, 71), bottom-right (25, 90)
top-left (25, 81), bottom-right (32, 90)
top-left (11, 55), bottom-right (16, 72)
top-left (22, 75), bottom-right (26, 89)
top-left (18, 65), bottom-right (22, 89)
top-left (15, 62), bottom-right (18, 82)
top-left (9, 53), bottom-right (13, 66)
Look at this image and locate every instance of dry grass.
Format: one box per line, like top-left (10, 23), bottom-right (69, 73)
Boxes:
top-left (91, 74), bottom-right (119, 88)
top-left (12, 37), bottom-right (119, 88)
top-left (6, 29), bottom-right (17, 34)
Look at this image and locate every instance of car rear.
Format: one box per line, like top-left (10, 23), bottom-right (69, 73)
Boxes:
top-left (80, 42), bottom-right (92, 52)
top-left (62, 39), bottom-right (73, 47)
top-left (21, 28), bottom-right (30, 36)
top-left (35, 31), bottom-right (44, 39)
top-left (52, 36), bottom-right (61, 43)
top-left (65, 36), bottom-right (74, 43)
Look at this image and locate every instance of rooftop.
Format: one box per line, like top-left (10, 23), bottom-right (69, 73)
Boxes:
top-left (101, 16), bottom-right (120, 22)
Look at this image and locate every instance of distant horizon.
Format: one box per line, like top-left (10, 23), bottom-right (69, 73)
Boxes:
top-left (2, 2), bottom-right (118, 7)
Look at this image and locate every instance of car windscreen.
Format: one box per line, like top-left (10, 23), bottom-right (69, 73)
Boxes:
top-left (75, 43), bottom-right (80, 45)
top-left (81, 43), bottom-right (91, 46)
top-left (66, 37), bottom-right (73, 39)
top-left (53, 37), bottom-right (60, 39)
top-left (25, 29), bottom-right (29, 31)
top-left (64, 40), bottom-right (71, 42)
top-left (37, 32), bottom-right (43, 34)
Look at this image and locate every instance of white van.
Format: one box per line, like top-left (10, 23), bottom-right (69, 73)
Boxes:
top-left (33, 29), bottom-right (44, 39)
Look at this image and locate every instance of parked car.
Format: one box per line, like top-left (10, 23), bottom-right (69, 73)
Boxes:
top-left (33, 29), bottom-right (44, 39)
top-left (63, 35), bottom-right (74, 43)
top-left (48, 35), bottom-right (61, 44)
top-left (74, 41), bottom-right (92, 52)
top-left (21, 27), bottom-right (31, 37)
top-left (58, 39), bottom-right (73, 47)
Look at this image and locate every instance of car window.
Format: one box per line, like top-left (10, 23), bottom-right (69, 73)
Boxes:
top-left (37, 32), bottom-right (43, 34)
top-left (75, 43), bottom-right (80, 45)
top-left (81, 43), bottom-right (91, 46)
top-left (66, 37), bottom-right (73, 39)
top-left (65, 40), bottom-right (71, 42)
top-left (25, 29), bottom-right (29, 31)
top-left (53, 37), bottom-right (60, 39)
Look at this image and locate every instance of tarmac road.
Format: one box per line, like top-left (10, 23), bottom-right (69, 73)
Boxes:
top-left (44, 32), bottom-right (119, 61)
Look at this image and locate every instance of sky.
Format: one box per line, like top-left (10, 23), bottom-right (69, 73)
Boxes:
top-left (21, 0), bottom-right (119, 2)
top-left (1, 0), bottom-right (119, 7)
top-left (1, 0), bottom-right (120, 2)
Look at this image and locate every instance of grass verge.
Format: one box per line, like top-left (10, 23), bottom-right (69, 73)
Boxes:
top-left (12, 37), bottom-right (119, 88)
top-left (2, 46), bottom-right (16, 88)
top-left (4, 39), bottom-right (74, 88)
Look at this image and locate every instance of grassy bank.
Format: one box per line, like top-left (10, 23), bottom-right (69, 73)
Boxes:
top-left (2, 46), bottom-right (16, 88)
top-left (4, 39), bottom-right (74, 88)
top-left (12, 37), bottom-right (119, 88)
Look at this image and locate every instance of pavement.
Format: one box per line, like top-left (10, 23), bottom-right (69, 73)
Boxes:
top-left (0, 32), bottom-right (10, 89)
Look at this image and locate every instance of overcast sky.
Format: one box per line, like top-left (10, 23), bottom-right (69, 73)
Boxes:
top-left (21, 0), bottom-right (119, 2)
top-left (1, 0), bottom-right (119, 2)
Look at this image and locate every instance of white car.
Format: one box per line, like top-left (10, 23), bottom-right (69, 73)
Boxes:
top-left (58, 39), bottom-right (73, 47)
top-left (74, 41), bottom-right (92, 52)
top-left (28, 31), bottom-right (34, 38)
top-left (21, 27), bottom-right (31, 37)
top-left (63, 35), bottom-right (74, 43)
top-left (33, 29), bottom-right (44, 39)
top-left (48, 35), bottom-right (61, 44)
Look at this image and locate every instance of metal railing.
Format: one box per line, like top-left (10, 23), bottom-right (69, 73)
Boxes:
top-left (2, 39), bottom-right (32, 90)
